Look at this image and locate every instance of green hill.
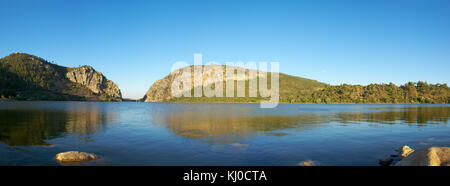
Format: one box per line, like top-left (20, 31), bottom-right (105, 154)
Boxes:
top-left (143, 65), bottom-right (327, 103)
top-left (0, 53), bottom-right (122, 101)
top-left (143, 65), bottom-right (449, 104)
top-left (166, 72), bottom-right (327, 103)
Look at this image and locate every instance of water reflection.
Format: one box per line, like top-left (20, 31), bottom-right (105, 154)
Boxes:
top-left (151, 104), bottom-right (321, 144)
top-left (0, 102), bottom-right (116, 146)
top-left (335, 106), bottom-right (449, 125)
top-left (156, 112), bottom-right (325, 144)
top-left (152, 105), bottom-right (449, 143)
top-left (0, 103), bottom-right (448, 147)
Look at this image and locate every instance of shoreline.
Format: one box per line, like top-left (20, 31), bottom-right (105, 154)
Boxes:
top-left (1, 99), bottom-right (449, 105)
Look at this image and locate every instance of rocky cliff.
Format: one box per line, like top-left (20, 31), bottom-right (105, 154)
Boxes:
top-left (66, 66), bottom-right (122, 101)
top-left (0, 53), bottom-right (122, 101)
top-left (142, 64), bottom-right (449, 104)
top-left (142, 65), bottom-right (265, 102)
top-left (142, 65), bottom-right (325, 102)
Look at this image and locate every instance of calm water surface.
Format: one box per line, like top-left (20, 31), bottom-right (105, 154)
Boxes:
top-left (0, 101), bottom-right (448, 166)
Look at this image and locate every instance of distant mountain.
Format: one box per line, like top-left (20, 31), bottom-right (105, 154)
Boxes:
top-left (143, 65), bottom-right (449, 104)
top-left (0, 53), bottom-right (122, 101)
top-left (142, 65), bottom-right (326, 103)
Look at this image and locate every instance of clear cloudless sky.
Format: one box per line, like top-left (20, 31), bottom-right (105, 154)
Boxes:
top-left (1, 0), bottom-right (449, 99)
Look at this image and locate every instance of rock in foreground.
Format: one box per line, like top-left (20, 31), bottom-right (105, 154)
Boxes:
top-left (395, 147), bottom-right (450, 166)
top-left (56, 151), bottom-right (99, 162)
top-left (299, 160), bottom-right (317, 166)
top-left (396, 145), bottom-right (415, 159)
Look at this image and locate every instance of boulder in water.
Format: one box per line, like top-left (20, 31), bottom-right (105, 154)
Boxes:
top-left (396, 145), bottom-right (415, 159)
top-left (56, 151), bottom-right (99, 162)
top-left (299, 160), bottom-right (318, 166)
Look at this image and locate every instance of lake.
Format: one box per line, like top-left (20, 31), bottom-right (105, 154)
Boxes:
top-left (0, 101), bottom-right (448, 166)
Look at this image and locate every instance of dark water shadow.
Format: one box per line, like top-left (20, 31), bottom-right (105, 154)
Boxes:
top-left (0, 102), bottom-right (117, 146)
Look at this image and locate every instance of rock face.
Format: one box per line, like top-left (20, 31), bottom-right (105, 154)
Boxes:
top-left (66, 66), bottom-right (122, 101)
top-left (142, 64), bottom-right (328, 103)
top-left (396, 145), bottom-right (415, 159)
top-left (143, 74), bottom-right (174, 102)
top-left (55, 151), bottom-right (99, 162)
top-left (395, 147), bottom-right (450, 166)
top-left (0, 53), bottom-right (124, 101)
top-left (142, 65), bottom-right (267, 102)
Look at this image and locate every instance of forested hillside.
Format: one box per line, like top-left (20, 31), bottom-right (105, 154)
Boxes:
top-left (304, 82), bottom-right (449, 104)
top-left (0, 53), bottom-right (122, 101)
top-left (144, 66), bottom-right (449, 104)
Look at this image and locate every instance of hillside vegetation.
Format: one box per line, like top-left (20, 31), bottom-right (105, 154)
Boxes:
top-left (0, 53), bottom-right (122, 101)
top-left (167, 72), bottom-right (327, 103)
top-left (307, 82), bottom-right (449, 104)
top-left (143, 65), bottom-right (326, 103)
top-left (145, 66), bottom-right (449, 104)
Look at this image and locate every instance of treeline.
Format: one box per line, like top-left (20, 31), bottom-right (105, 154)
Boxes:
top-left (168, 81), bottom-right (449, 104)
top-left (283, 82), bottom-right (449, 104)
top-left (0, 53), bottom-right (60, 99)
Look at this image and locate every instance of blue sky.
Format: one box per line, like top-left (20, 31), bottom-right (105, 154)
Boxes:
top-left (1, 0), bottom-right (449, 98)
